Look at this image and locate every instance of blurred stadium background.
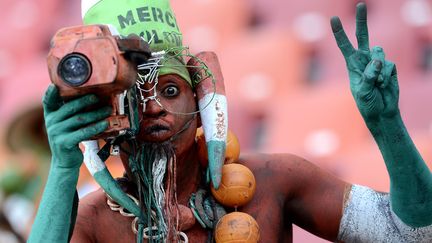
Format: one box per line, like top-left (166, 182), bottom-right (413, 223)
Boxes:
top-left (0, 0), bottom-right (431, 242)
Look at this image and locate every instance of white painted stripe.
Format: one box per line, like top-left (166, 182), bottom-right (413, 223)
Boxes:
top-left (82, 140), bottom-right (106, 175)
top-left (338, 185), bottom-right (432, 242)
top-left (81, 0), bottom-right (102, 20)
top-left (198, 93), bottom-right (228, 143)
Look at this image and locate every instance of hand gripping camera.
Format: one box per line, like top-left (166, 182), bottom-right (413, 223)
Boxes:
top-left (47, 24), bottom-right (151, 138)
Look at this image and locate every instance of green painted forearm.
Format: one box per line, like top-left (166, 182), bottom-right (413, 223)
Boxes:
top-left (28, 158), bottom-right (80, 243)
top-left (366, 114), bottom-right (432, 227)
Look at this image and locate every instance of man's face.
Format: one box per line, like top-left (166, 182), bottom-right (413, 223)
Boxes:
top-left (136, 74), bottom-right (198, 145)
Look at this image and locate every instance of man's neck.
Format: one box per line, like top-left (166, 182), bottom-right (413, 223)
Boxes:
top-left (119, 140), bottom-right (204, 205)
top-left (174, 143), bottom-right (203, 205)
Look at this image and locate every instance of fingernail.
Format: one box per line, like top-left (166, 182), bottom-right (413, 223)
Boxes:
top-left (373, 59), bottom-right (382, 69)
top-left (373, 46), bottom-right (383, 52)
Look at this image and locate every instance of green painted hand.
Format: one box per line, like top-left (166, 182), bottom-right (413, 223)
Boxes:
top-left (331, 3), bottom-right (399, 122)
top-left (42, 85), bottom-right (111, 168)
top-left (331, 2), bottom-right (432, 228)
top-left (28, 85), bottom-right (112, 242)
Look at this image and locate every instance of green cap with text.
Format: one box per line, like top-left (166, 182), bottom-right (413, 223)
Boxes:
top-left (82, 0), bottom-right (191, 85)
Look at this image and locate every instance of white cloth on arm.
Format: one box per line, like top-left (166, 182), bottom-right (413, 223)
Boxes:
top-left (337, 185), bottom-right (432, 243)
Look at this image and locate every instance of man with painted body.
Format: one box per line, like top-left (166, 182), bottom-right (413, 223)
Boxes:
top-left (28, 1), bottom-right (432, 242)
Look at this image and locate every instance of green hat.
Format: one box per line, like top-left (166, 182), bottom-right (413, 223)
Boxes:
top-left (82, 0), bottom-right (192, 85)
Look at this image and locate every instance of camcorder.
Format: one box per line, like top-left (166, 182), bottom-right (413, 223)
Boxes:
top-left (47, 24), bottom-right (151, 139)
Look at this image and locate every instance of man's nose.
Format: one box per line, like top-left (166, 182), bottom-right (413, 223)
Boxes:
top-left (142, 98), bottom-right (166, 117)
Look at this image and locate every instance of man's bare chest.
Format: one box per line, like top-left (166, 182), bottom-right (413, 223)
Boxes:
top-left (93, 203), bottom-right (289, 243)
top-left (94, 207), bottom-right (211, 242)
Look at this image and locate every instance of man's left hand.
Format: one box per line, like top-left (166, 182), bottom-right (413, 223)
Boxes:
top-left (331, 2), bottom-right (399, 121)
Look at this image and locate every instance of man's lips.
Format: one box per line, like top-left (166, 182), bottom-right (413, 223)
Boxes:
top-left (138, 119), bottom-right (173, 141)
top-left (142, 124), bottom-right (170, 134)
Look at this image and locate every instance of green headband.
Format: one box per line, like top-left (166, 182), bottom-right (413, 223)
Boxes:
top-left (82, 0), bottom-right (192, 86)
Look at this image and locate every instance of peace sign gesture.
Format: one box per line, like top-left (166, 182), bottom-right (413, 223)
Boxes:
top-left (331, 2), bottom-right (399, 121)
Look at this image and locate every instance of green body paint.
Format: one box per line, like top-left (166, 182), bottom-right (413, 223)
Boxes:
top-left (367, 115), bottom-right (432, 227)
top-left (206, 141), bottom-right (226, 189)
top-left (28, 162), bottom-right (79, 243)
top-left (29, 85), bottom-right (111, 241)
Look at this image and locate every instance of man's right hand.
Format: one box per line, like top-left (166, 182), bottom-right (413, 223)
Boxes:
top-left (42, 85), bottom-right (111, 169)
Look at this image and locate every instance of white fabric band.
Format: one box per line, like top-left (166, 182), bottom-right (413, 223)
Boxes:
top-left (338, 185), bottom-right (432, 242)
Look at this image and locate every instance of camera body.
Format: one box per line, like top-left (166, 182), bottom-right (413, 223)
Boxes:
top-left (47, 24), bottom-right (151, 138)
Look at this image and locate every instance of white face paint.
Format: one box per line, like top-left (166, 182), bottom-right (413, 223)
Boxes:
top-left (338, 185), bottom-right (432, 242)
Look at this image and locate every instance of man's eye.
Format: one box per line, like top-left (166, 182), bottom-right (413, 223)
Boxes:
top-left (162, 85), bottom-right (179, 97)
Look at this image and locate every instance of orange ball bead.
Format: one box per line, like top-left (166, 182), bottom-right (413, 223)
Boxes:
top-left (225, 129), bottom-right (240, 164)
top-left (211, 163), bottom-right (256, 207)
top-left (196, 127), bottom-right (240, 167)
top-left (215, 212), bottom-right (260, 243)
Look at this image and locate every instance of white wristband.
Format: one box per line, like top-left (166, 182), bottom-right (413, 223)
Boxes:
top-left (337, 185), bottom-right (432, 242)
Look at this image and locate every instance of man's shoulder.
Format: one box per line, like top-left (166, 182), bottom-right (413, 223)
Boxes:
top-left (72, 189), bottom-right (107, 242)
top-left (239, 152), bottom-right (310, 172)
top-left (78, 188), bottom-right (107, 218)
top-left (238, 153), bottom-right (313, 186)
top-left (74, 186), bottom-right (137, 242)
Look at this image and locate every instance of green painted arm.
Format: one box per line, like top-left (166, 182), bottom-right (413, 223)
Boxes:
top-left (331, 3), bottom-right (432, 227)
top-left (367, 114), bottom-right (432, 227)
top-left (28, 85), bottom-right (110, 242)
top-left (28, 165), bottom-right (80, 242)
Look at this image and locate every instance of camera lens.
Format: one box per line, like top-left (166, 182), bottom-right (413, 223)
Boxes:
top-left (58, 53), bottom-right (92, 86)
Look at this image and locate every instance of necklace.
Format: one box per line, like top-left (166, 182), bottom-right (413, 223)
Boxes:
top-left (196, 128), bottom-right (261, 242)
top-left (105, 192), bottom-right (189, 242)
